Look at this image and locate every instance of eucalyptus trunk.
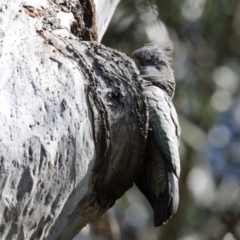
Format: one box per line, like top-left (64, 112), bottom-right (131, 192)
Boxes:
top-left (0, 0), bottom-right (148, 239)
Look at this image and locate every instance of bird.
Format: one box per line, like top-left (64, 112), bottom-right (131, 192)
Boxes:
top-left (131, 44), bottom-right (181, 227)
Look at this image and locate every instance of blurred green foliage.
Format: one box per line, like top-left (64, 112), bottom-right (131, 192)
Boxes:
top-left (102, 0), bottom-right (240, 240)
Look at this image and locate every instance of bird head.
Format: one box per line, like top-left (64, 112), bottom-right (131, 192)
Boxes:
top-left (132, 44), bottom-right (175, 99)
top-left (132, 44), bottom-right (171, 66)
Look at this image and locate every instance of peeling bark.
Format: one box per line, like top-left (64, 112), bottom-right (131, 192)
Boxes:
top-left (0, 0), bottom-right (148, 239)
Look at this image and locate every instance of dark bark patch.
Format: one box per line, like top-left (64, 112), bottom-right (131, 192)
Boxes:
top-left (68, 41), bottom-right (149, 206)
top-left (17, 167), bottom-right (33, 201)
top-left (59, 0), bottom-right (98, 41)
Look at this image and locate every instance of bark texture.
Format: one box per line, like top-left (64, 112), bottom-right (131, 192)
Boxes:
top-left (0, 0), bottom-right (147, 239)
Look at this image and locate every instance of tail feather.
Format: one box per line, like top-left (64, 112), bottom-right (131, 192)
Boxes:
top-left (154, 191), bottom-right (169, 226)
top-left (154, 172), bottom-right (179, 227)
top-left (135, 131), bottom-right (179, 227)
top-left (169, 172), bottom-right (179, 215)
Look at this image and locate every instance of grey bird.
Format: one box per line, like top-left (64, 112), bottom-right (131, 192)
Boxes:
top-left (132, 45), bottom-right (181, 227)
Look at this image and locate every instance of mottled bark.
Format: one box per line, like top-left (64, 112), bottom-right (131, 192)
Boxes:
top-left (0, 0), bottom-right (148, 239)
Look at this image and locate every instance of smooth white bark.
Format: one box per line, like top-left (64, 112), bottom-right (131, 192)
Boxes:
top-left (0, 1), bottom-right (95, 239)
top-left (95, 0), bottom-right (120, 41)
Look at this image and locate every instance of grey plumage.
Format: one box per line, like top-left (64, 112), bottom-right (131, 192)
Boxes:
top-left (132, 45), bottom-right (181, 226)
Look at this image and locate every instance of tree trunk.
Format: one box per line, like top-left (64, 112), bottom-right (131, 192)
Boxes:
top-left (0, 0), bottom-right (148, 239)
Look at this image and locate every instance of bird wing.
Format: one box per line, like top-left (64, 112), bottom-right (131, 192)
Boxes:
top-left (144, 85), bottom-right (181, 178)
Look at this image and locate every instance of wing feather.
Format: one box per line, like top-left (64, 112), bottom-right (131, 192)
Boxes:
top-left (144, 86), bottom-right (181, 178)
